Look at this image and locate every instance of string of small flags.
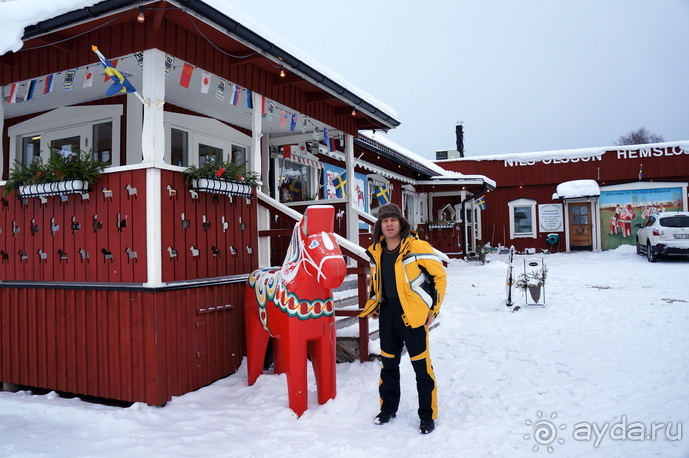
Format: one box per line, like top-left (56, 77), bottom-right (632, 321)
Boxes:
top-left (3, 51), bottom-right (338, 145)
top-left (3, 53), bottom-right (142, 104)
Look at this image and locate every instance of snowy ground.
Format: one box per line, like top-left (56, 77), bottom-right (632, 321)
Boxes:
top-left (1, 246), bottom-right (688, 457)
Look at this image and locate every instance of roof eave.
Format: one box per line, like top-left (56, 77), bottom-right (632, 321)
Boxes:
top-left (354, 136), bottom-right (438, 178)
top-left (20, 0), bottom-right (400, 131)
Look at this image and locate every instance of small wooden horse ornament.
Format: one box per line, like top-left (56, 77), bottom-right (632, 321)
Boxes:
top-left (245, 205), bottom-right (346, 416)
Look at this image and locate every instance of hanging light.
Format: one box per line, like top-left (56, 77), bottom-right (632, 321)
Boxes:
top-left (137, 7), bottom-right (146, 23)
top-left (279, 66), bottom-right (286, 77)
top-left (351, 107), bottom-right (356, 117)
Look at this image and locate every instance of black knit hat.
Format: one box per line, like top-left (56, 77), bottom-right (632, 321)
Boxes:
top-left (372, 203), bottom-right (411, 242)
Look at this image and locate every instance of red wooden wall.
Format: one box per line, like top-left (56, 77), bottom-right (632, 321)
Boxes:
top-left (0, 283), bottom-right (244, 405)
top-left (160, 170), bottom-right (258, 282)
top-left (0, 170), bottom-right (147, 283)
top-left (438, 145), bottom-right (689, 251)
top-left (0, 169), bottom-right (258, 405)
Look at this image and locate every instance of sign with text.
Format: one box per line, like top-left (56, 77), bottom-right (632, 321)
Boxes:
top-left (538, 203), bottom-right (564, 232)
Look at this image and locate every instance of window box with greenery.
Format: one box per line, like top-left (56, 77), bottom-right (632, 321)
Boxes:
top-left (183, 156), bottom-right (260, 198)
top-left (424, 220), bottom-right (458, 229)
top-left (3, 150), bottom-right (107, 198)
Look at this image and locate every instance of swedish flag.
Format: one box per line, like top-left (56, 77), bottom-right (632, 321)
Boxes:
top-left (332, 172), bottom-right (347, 198)
top-left (92, 45), bottom-right (137, 96)
top-left (287, 178), bottom-right (302, 200)
top-left (475, 196), bottom-right (487, 210)
top-left (375, 184), bottom-right (390, 205)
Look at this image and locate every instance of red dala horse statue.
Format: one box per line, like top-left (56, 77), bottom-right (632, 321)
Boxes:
top-left (245, 205), bottom-right (347, 416)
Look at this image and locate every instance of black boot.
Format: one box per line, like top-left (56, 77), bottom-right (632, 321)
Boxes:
top-left (374, 412), bottom-right (396, 425)
top-left (419, 419), bottom-right (435, 434)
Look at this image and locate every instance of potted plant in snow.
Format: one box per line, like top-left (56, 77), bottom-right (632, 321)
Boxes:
top-left (3, 150), bottom-right (107, 197)
top-left (475, 241), bottom-right (489, 264)
top-left (183, 156), bottom-right (261, 198)
top-left (515, 263), bottom-right (548, 304)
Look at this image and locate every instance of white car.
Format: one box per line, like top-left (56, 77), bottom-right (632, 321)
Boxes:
top-left (636, 211), bottom-right (689, 262)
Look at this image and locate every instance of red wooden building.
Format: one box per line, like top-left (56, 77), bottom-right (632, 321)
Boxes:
top-left (0, 0), bottom-right (405, 405)
top-left (1, 0), bottom-right (492, 405)
top-left (436, 142), bottom-right (689, 253)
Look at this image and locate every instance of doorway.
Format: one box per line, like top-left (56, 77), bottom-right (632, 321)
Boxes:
top-left (568, 202), bottom-right (592, 250)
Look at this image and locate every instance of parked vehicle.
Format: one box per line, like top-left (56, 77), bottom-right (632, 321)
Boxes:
top-left (636, 212), bottom-right (689, 262)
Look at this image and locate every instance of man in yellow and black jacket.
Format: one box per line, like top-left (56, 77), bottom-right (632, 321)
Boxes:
top-left (359, 203), bottom-right (446, 434)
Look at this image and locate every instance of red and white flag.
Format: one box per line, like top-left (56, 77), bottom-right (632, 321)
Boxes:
top-left (230, 83), bottom-right (241, 106)
top-left (179, 62), bottom-right (194, 88)
top-left (7, 83), bottom-right (18, 103)
top-left (201, 71), bottom-right (211, 94)
top-left (83, 68), bottom-right (94, 88)
top-left (43, 74), bottom-right (54, 94)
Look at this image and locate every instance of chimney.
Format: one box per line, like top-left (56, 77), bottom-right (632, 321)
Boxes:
top-left (455, 124), bottom-right (465, 158)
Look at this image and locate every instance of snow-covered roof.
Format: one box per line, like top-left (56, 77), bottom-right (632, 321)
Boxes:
top-left (0, 0), bottom-right (398, 123)
top-left (437, 140), bottom-right (689, 163)
top-left (553, 179), bottom-right (600, 200)
top-left (0, 0), bottom-right (102, 55)
top-left (359, 131), bottom-right (452, 176)
top-left (357, 131), bottom-right (496, 188)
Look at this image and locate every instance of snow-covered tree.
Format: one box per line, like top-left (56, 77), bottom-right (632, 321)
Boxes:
top-left (614, 127), bottom-right (664, 146)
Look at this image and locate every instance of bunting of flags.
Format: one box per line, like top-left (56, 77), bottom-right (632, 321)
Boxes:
top-left (4, 48), bottom-right (335, 142)
top-left (375, 184), bottom-right (391, 205)
top-left (475, 196), bottom-right (487, 210)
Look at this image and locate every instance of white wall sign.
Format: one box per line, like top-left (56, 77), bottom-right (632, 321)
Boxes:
top-left (538, 203), bottom-right (564, 232)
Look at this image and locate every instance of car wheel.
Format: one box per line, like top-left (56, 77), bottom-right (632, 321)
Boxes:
top-left (646, 242), bottom-right (657, 263)
top-left (636, 238), bottom-right (642, 255)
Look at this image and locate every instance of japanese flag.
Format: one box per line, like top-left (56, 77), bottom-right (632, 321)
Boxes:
top-left (201, 71), bottom-right (211, 94)
top-left (83, 69), bottom-right (94, 88)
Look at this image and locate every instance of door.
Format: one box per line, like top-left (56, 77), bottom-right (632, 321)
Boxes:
top-left (568, 203), bottom-right (592, 250)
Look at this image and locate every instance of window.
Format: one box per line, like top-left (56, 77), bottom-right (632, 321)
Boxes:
top-left (93, 122), bottom-right (113, 164)
top-left (232, 145), bottom-right (247, 166)
top-left (21, 136), bottom-right (41, 166)
top-left (278, 158), bottom-right (314, 202)
top-left (198, 142), bottom-right (223, 166)
top-left (9, 106), bottom-right (123, 168)
top-left (164, 112), bottom-right (252, 169)
top-left (508, 198), bottom-right (537, 238)
top-left (170, 128), bottom-right (188, 167)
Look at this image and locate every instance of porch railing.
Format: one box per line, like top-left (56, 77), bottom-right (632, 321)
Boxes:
top-left (256, 192), bottom-right (371, 362)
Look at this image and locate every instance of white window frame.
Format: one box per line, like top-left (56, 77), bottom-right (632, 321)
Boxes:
top-left (43, 125), bottom-right (89, 159)
top-left (276, 157), bottom-right (318, 202)
top-left (164, 112), bottom-right (252, 168)
top-left (508, 198), bottom-right (538, 239)
top-left (8, 105), bottom-right (123, 167)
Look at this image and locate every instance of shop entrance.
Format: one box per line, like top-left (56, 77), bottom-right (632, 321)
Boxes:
top-left (568, 202), bottom-right (593, 250)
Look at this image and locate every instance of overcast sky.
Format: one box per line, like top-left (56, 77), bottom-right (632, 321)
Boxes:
top-left (228, 0), bottom-right (689, 159)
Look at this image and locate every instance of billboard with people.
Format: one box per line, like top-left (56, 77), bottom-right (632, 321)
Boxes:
top-left (599, 185), bottom-right (685, 250)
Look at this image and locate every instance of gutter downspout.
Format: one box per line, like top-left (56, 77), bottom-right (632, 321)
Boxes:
top-left (460, 182), bottom-right (490, 258)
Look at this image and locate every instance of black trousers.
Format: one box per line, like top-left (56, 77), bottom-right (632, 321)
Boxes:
top-left (378, 298), bottom-right (438, 420)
